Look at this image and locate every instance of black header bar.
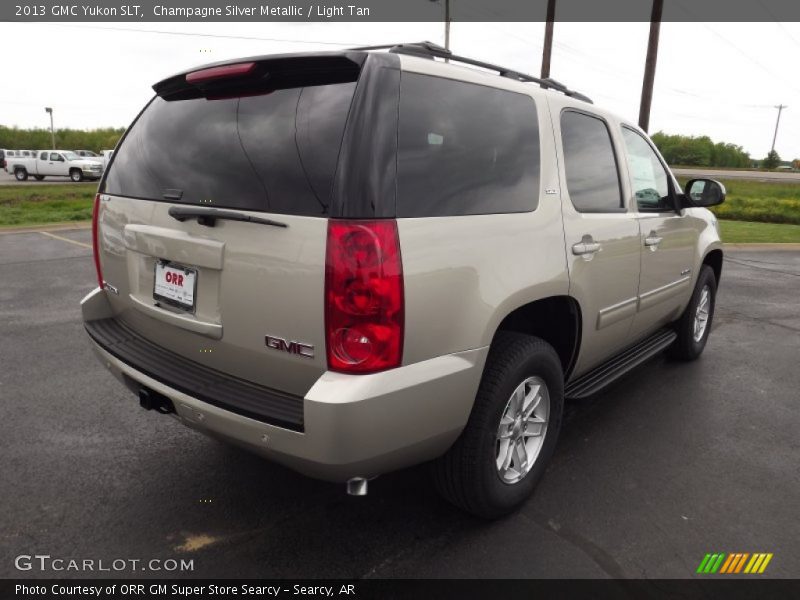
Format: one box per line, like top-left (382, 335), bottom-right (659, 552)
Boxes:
top-left (4, 0), bottom-right (800, 23)
top-left (4, 579), bottom-right (800, 600)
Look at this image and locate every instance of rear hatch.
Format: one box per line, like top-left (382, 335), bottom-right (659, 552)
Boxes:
top-left (95, 54), bottom-right (370, 397)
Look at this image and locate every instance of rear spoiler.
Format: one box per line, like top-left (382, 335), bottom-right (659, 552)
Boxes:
top-left (153, 52), bottom-right (367, 100)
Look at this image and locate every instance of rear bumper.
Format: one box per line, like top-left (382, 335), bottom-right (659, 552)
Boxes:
top-left (81, 288), bottom-right (488, 482)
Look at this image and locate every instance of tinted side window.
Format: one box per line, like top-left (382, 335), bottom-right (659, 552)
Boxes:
top-left (560, 111), bottom-right (623, 212)
top-left (104, 82), bottom-right (356, 216)
top-left (397, 73), bottom-right (540, 217)
top-left (620, 127), bottom-right (672, 211)
top-left (40, 152), bottom-right (48, 160)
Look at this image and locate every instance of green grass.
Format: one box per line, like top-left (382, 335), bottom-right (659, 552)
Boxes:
top-left (720, 220), bottom-right (800, 243)
top-left (0, 184), bottom-right (95, 227)
top-left (2, 181), bottom-right (799, 244)
top-left (677, 177), bottom-right (800, 225)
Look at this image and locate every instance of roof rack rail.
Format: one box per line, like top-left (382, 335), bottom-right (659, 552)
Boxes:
top-left (350, 41), bottom-right (593, 104)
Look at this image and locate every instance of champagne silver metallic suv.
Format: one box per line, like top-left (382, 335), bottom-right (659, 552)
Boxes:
top-left (81, 42), bottom-right (725, 518)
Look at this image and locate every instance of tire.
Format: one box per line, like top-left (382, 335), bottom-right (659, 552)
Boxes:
top-left (33, 175), bottom-right (45, 181)
top-left (70, 169), bottom-right (83, 182)
top-left (14, 169), bottom-right (28, 181)
top-left (668, 265), bottom-right (717, 361)
top-left (432, 332), bottom-right (564, 519)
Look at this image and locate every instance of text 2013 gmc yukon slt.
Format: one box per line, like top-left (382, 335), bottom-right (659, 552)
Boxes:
top-left (81, 43), bottom-right (725, 518)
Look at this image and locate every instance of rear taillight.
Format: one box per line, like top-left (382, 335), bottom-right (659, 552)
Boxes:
top-left (325, 220), bottom-right (404, 374)
top-left (186, 62), bottom-right (256, 84)
top-left (92, 193), bottom-right (103, 289)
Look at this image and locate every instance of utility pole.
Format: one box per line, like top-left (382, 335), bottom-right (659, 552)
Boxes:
top-left (45, 107), bottom-right (55, 149)
top-left (541, 0), bottom-right (556, 81)
top-left (429, 0), bottom-right (450, 60)
top-left (638, 0), bottom-right (663, 132)
top-left (771, 104), bottom-right (787, 153)
top-left (444, 0), bottom-right (450, 53)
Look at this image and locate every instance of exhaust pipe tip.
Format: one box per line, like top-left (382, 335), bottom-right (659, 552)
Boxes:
top-left (346, 477), bottom-right (368, 496)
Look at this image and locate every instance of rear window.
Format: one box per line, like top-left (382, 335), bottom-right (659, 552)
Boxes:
top-left (396, 73), bottom-right (540, 217)
top-left (104, 81), bottom-right (357, 216)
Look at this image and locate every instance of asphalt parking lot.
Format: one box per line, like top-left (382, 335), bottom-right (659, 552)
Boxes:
top-left (1, 228), bottom-right (798, 579)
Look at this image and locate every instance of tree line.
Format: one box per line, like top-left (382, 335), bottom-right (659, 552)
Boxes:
top-left (1, 125), bottom-right (794, 170)
top-left (0, 126), bottom-right (125, 153)
top-left (650, 132), bottom-right (753, 168)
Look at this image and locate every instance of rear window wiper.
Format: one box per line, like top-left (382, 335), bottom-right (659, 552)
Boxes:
top-left (168, 206), bottom-right (287, 228)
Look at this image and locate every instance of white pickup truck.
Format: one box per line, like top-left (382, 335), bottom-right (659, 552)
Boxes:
top-left (100, 150), bottom-right (114, 170)
top-left (9, 150), bottom-right (104, 182)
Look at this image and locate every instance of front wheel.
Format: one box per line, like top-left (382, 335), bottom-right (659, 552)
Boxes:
top-left (14, 169), bottom-right (28, 181)
top-left (69, 169), bottom-right (83, 182)
top-left (432, 332), bottom-right (564, 519)
top-left (669, 265), bottom-right (717, 360)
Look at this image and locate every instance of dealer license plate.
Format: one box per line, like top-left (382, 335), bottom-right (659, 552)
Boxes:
top-left (153, 261), bottom-right (197, 311)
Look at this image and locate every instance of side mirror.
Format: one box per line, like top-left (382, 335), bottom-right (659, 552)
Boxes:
top-left (682, 178), bottom-right (726, 207)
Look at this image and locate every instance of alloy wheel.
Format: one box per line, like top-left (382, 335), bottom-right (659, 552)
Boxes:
top-left (495, 376), bottom-right (550, 484)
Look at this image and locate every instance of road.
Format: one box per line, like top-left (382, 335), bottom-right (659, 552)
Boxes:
top-left (1, 229), bottom-right (798, 579)
top-left (672, 167), bottom-right (800, 183)
top-left (2, 167), bottom-right (799, 186)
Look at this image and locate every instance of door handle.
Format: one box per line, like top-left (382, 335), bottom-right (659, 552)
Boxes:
top-left (644, 232), bottom-right (663, 248)
top-left (572, 240), bottom-right (601, 256)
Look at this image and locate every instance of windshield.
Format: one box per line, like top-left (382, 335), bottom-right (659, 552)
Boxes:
top-left (62, 151), bottom-right (80, 160)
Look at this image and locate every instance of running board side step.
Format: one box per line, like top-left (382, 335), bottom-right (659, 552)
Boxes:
top-left (565, 328), bottom-right (677, 399)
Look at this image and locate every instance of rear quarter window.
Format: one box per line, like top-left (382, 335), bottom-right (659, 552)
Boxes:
top-left (396, 73), bottom-right (541, 217)
top-left (560, 110), bottom-right (623, 213)
top-left (104, 81), bottom-right (357, 216)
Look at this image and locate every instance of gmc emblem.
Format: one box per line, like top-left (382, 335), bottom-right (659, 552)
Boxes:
top-left (265, 335), bottom-right (314, 359)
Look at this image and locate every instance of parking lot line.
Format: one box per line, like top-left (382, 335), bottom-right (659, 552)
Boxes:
top-left (39, 230), bottom-right (92, 250)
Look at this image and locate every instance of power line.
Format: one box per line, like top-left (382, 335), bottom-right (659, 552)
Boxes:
top-left (754, 0), bottom-right (800, 53)
top-left (453, 6), bottom-right (541, 50)
top-left (670, 1), bottom-right (800, 95)
top-left (528, 28), bottom-right (773, 110)
top-left (702, 24), bottom-right (800, 95)
top-left (49, 23), bottom-right (361, 46)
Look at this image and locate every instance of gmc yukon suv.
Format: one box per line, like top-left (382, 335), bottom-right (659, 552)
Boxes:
top-left (81, 43), bottom-right (725, 518)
